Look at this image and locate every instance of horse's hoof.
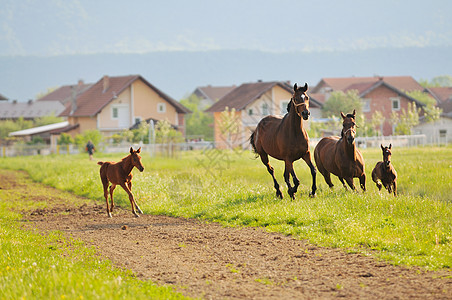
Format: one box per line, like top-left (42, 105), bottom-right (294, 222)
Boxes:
top-left (309, 192), bottom-right (316, 198)
top-left (108, 213), bottom-right (112, 218)
top-left (134, 213), bottom-right (140, 218)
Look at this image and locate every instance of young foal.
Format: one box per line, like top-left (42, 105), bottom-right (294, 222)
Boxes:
top-left (314, 110), bottom-right (366, 191)
top-left (372, 144), bottom-right (397, 196)
top-left (98, 147), bottom-right (144, 217)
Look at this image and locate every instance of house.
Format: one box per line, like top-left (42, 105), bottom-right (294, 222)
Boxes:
top-left (0, 93), bottom-right (8, 101)
top-left (191, 85), bottom-right (236, 109)
top-left (57, 75), bottom-right (190, 138)
top-left (311, 76), bottom-right (426, 136)
top-left (37, 80), bottom-right (93, 107)
top-left (205, 81), bottom-right (322, 149)
top-left (0, 99), bottom-right (65, 121)
top-left (414, 86), bottom-right (452, 144)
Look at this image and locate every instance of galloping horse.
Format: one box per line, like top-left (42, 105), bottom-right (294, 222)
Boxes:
top-left (250, 83), bottom-right (317, 199)
top-left (372, 144), bottom-right (397, 196)
top-left (98, 147), bottom-right (144, 217)
top-left (314, 110), bottom-right (366, 191)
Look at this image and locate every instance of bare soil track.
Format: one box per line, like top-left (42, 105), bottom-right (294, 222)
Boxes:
top-left (2, 169), bottom-right (451, 299)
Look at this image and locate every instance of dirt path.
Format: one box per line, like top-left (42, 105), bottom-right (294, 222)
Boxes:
top-left (2, 170), bottom-right (451, 299)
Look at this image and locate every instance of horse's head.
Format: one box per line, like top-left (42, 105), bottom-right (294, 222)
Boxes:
top-left (130, 147), bottom-right (144, 172)
top-left (291, 83), bottom-right (310, 120)
top-left (341, 109), bottom-right (356, 145)
top-left (381, 144), bottom-right (392, 167)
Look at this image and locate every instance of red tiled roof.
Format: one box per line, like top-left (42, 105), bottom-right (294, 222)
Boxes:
top-left (37, 83), bottom-right (93, 103)
top-left (196, 85), bottom-right (236, 101)
top-left (314, 76), bottom-right (424, 93)
top-left (205, 81), bottom-right (293, 113)
top-left (60, 75), bottom-right (189, 117)
top-left (428, 87), bottom-right (452, 113)
top-left (428, 87), bottom-right (452, 103)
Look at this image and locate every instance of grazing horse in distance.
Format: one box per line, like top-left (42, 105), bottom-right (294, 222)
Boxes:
top-left (98, 147), bottom-right (144, 217)
top-left (314, 110), bottom-right (366, 191)
top-left (250, 82), bottom-right (317, 199)
top-left (372, 144), bottom-right (397, 196)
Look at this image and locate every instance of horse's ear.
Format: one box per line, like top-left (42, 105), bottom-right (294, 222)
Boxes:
top-left (130, 147), bottom-right (133, 154)
top-left (137, 147), bottom-right (141, 153)
top-left (389, 144), bottom-right (392, 149)
top-left (302, 82), bottom-right (308, 92)
top-left (352, 109), bottom-right (356, 117)
top-left (381, 144), bottom-right (384, 151)
top-left (341, 112), bottom-right (346, 119)
top-left (293, 83), bottom-right (298, 92)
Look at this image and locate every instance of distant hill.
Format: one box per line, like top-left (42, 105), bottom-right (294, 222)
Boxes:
top-left (1, 46), bottom-right (451, 101)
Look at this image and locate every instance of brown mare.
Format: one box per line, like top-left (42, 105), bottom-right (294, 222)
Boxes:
top-left (314, 110), bottom-right (366, 191)
top-left (372, 144), bottom-right (397, 196)
top-left (98, 147), bottom-right (144, 217)
top-left (250, 83), bottom-right (317, 199)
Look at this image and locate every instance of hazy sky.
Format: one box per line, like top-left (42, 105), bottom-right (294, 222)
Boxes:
top-left (1, 0), bottom-right (451, 56)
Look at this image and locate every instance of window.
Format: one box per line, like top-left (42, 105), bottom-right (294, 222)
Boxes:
top-left (262, 103), bottom-right (269, 116)
top-left (157, 103), bottom-right (166, 113)
top-left (439, 129), bottom-right (447, 138)
top-left (391, 97), bottom-right (400, 111)
top-left (248, 108), bottom-right (253, 116)
top-left (362, 98), bottom-right (371, 112)
top-left (112, 107), bottom-right (118, 119)
top-left (134, 117), bottom-right (142, 125)
top-left (280, 100), bottom-right (290, 114)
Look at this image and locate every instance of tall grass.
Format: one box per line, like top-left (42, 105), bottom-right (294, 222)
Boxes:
top-left (1, 146), bottom-right (451, 270)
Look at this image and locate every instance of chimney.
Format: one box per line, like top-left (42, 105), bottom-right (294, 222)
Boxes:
top-left (77, 79), bottom-right (84, 88)
top-left (102, 75), bottom-right (109, 93)
top-left (70, 85), bottom-right (77, 115)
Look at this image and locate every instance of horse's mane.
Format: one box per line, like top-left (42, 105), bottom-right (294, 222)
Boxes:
top-left (286, 100), bottom-right (292, 112)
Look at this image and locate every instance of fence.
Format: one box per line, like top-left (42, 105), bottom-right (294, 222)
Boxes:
top-left (0, 134), bottom-right (447, 158)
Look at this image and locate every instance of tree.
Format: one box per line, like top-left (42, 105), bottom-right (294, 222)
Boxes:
top-left (155, 120), bottom-right (183, 144)
top-left (419, 75), bottom-right (452, 88)
top-left (371, 110), bottom-right (385, 136)
top-left (392, 103), bottom-right (420, 135)
top-left (405, 90), bottom-right (442, 123)
top-left (180, 94), bottom-right (214, 141)
top-left (321, 90), bottom-right (363, 118)
top-left (58, 133), bottom-right (74, 145)
top-left (74, 130), bottom-right (103, 149)
top-left (34, 113), bottom-right (64, 127)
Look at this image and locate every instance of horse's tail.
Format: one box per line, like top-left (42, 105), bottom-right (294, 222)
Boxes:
top-left (249, 130), bottom-right (259, 157)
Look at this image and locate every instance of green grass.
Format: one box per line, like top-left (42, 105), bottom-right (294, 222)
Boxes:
top-left (1, 146), bottom-right (451, 271)
top-left (0, 171), bottom-right (191, 300)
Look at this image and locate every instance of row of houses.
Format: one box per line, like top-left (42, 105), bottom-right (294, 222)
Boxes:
top-left (1, 74), bottom-right (451, 148)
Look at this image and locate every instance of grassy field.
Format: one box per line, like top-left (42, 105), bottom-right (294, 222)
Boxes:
top-left (1, 146), bottom-right (451, 274)
top-left (0, 170), bottom-right (190, 300)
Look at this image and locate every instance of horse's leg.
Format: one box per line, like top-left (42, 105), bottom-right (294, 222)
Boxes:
top-left (260, 153), bottom-right (283, 199)
top-left (393, 181), bottom-right (397, 196)
top-left (372, 172), bottom-right (382, 191)
top-left (120, 183), bottom-right (139, 217)
top-left (302, 152), bottom-right (317, 197)
top-left (109, 184), bottom-right (116, 213)
top-left (102, 178), bottom-right (112, 218)
top-left (359, 174), bottom-right (366, 192)
top-left (344, 177), bottom-right (356, 190)
top-left (127, 180), bottom-right (143, 214)
top-left (338, 177), bottom-right (348, 189)
top-left (284, 161), bottom-right (295, 200)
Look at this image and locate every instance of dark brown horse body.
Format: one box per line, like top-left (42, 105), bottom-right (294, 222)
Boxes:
top-left (314, 110), bottom-right (366, 191)
top-left (250, 83), bottom-right (317, 199)
top-left (98, 147), bottom-right (144, 217)
top-left (372, 144), bottom-right (397, 196)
